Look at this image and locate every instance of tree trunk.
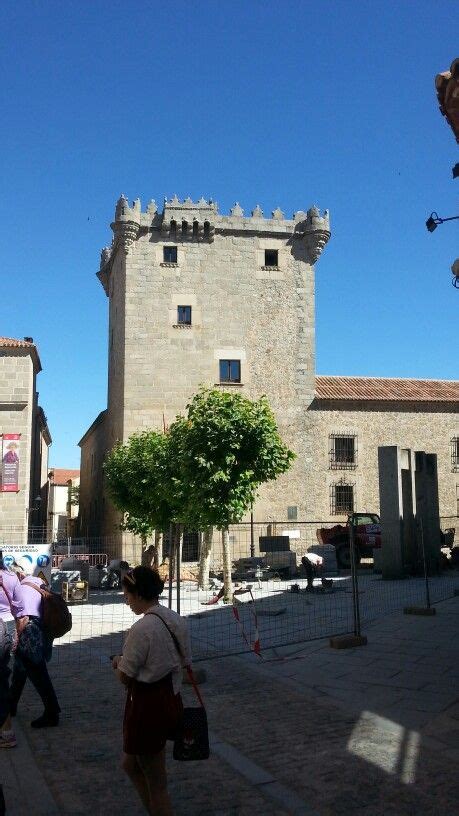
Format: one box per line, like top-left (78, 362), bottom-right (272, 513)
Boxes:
top-left (154, 530), bottom-right (162, 567)
top-left (198, 528), bottom-right (213, 589)
top-left (222, 527), bottom-right (233, 602)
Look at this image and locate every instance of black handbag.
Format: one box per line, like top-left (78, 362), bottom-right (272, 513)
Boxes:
top-left (173, 666), bottom-right (210, 761)
top-left (146, 611), bottom-right (210, 761)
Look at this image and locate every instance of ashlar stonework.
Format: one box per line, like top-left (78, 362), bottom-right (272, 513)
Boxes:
top-left (78, 195), bottom-right (459, 554)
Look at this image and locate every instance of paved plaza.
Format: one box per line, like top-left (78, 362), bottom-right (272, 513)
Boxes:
top-left (1, 588), bottom-right (458, 815)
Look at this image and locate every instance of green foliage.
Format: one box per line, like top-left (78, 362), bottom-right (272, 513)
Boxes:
top-left (169, 387), bottom-right (295, 530)
top-left (103, 431), bottom-right (172, 535)
top-left (103, 388), bottom-right (295, 540)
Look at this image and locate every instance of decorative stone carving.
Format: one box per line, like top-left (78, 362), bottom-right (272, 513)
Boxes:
top-left (251, 204), bottom-right (263, 218)
top-left (100, 246), bottom-right (112, 269)
top-left (230, 203), bottom-right (244, 216)
top-left (113, 221), bottom-right (141, 254)
top-left (296, 207), bottom-right (331, 264)
top-left (272, 207), bottom-right (284, 220)
top-left (147, 200), bottom-right (157, 216)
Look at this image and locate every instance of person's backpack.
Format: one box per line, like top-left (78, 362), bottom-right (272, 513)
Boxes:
top-left (22, 581), bottom-right (72, 639)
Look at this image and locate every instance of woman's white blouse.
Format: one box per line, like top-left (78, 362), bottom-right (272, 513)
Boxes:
top-left (119, 604), bottom-right (191, 694)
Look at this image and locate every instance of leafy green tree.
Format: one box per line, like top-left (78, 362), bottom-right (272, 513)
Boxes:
top-left (169, 388), bottom-right (295, 598)
top-left (103, 431), bottom-right (172, 549)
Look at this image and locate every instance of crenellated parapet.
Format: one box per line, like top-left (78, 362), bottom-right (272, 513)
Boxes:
top-left (100, 194), bottom-right (331, 276)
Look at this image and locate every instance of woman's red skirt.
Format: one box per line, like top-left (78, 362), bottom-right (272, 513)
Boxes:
top-left (123, 672), bottom-right (183, 755)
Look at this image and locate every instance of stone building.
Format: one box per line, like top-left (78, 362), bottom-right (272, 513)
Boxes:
top-left (0, 337), bottom-right (51, 543)
top-left (47, 468), bottom-right (80, 542)
top-left (78, 196), bottom-right (459, 550)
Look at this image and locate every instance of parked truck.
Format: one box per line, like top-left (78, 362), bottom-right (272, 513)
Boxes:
top-left (316, 513), bottom-right (381, 569)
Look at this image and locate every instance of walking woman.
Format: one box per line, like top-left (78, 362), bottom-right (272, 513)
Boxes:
top-left (9, 559), bottom-right (60, 727)
top-left (112, 566), bottom-right (190, 816)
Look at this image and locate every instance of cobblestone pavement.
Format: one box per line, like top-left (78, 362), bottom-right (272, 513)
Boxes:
top-left (1, 597), bottom-right (458, 815)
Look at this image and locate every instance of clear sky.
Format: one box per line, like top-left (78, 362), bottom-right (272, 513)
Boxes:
top-left (1, 1), bottom-right (458, 468)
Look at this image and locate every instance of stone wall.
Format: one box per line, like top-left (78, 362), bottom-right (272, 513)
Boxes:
top-left (307, 399), bottom-right (459, 521)
top-left (97, 197), bottom-right (330, 526)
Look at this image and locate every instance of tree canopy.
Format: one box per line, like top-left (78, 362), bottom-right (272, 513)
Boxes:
top-left (168, 387), bottom-right (295, 530)
top-left (103, 430), bottom-right (172, 540)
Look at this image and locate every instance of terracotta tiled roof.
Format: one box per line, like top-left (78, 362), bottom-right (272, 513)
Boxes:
top-left (315, 376), bottom-right (459, 402)
top-left (49, 469), bottom-right (80, 486)
top-left (0, 337), bottom-right (34, 348)
top-left (0, 336), bottom-right (41, 372)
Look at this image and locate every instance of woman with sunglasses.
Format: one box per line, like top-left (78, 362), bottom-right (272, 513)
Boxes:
top-left (112, 566), bottom-right (190, 816)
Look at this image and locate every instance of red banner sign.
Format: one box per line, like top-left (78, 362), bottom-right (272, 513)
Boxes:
top-left (1, 433), bottom-right (21, 492)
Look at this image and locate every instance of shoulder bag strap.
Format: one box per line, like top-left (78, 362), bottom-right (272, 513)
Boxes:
top-left (145, 610), bottom-right (205, 708)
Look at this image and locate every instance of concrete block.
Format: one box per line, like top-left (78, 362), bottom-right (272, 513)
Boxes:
top-left (329, 634), bottom-right (367, 649)
top-left (403, 606), bottom-right (436, 616)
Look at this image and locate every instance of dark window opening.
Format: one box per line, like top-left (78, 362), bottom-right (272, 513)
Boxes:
top-left (219, 359), bottom-right (241, 383)
top-left (330, 481), bottom-right (355, 515)
top-left (182, 220), bottom-right (188, 236)
top-left (177, 305), bottom-right (192, 325)
top-left (192, 220), bottom-right (199, 238)
top-left (170, 220), bottom-right (177, 238)
top-left (451, 437), bottom-right (459, 472)
top-left (264, 249), bottom-right (278, 267)
top-left (163, 246), bottom-right (177, 263)
top-left (203, 221), bottom-right (210, 238)
top-left (287, 506), bottom-right (298, 521)
top-left (329, 434), bottom-right (357, 470)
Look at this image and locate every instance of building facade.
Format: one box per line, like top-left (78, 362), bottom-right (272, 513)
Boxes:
top-left (79, 196), bottom-right (459, 549)
top-left (0, 337), bottom-right (51, 543)
top-left (47, 468), bottom-right (80, 542)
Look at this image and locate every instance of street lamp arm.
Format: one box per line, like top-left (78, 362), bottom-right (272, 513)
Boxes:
top-left (426, 211), bottom-right (459, 232)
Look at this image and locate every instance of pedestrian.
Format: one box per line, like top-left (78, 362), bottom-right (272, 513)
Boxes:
top-left (141, 543), bottom-right (158, 571)
top-left (0, 551), bottom-right (29, 749)
top-left (301, 551), bottom-right (324, 590)
top-left (8, 558), bottom-right (60, 728)
top-left (112, 566), bottom-right (190, 816)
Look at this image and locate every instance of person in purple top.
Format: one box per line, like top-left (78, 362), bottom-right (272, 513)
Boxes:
top-left (0, 552), bottom-right (29, 749)
top-left (9, 559), bottom-right (60, 728)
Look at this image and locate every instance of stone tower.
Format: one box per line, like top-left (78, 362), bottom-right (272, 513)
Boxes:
top-left (93, 195), bottom-right (330, 534)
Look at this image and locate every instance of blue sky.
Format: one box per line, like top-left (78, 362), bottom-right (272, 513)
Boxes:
top-left (1, 1), bottom-right (458, 467)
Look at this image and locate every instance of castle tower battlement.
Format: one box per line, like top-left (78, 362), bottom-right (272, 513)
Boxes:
top-left (98, 194), bottom-right (330, 290)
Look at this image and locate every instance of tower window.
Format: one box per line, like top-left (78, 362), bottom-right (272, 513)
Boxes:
top-left (163, 246), bottom-right (177, 263)
top-left (177, 306), bottom-right (192, 325)
top-left (330, 480), bottom-right (355, 515)
top-left (219, 360), bottom-right (241, 383)
top-left (264, 249), bottom-right (278, 267)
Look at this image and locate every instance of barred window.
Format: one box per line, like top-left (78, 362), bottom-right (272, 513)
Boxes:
top-left (451, 437), bottom-right (459, 472)
top-left (329, 433), bottom-right (357, 470)
top-left (330, 480), bottom-right (355, 515)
